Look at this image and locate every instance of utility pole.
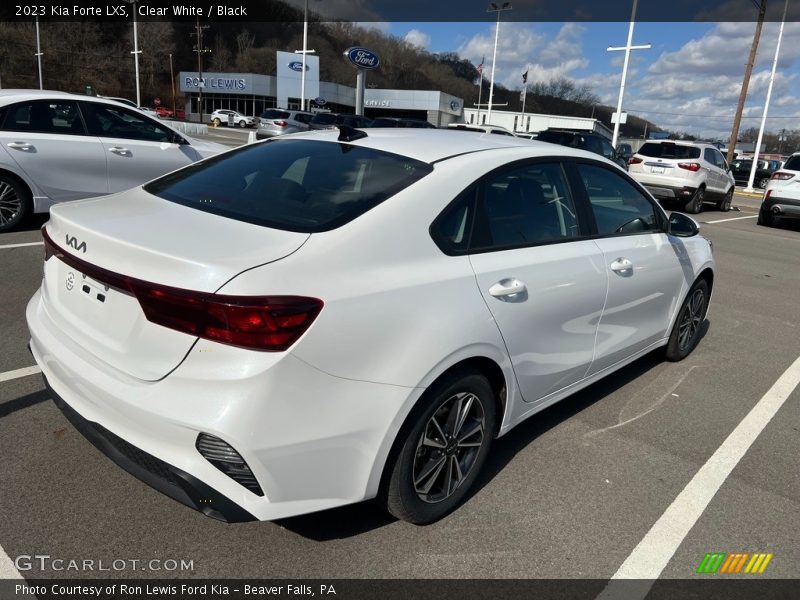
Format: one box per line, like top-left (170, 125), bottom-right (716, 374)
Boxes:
top-left (727, 0), bottom-right (767, 164)
top-left (169, 53), bottom-right (176, 119)
top-left (191, 16), bottom-right (210, 123)
top-left (35, 17), bottom-right (43, 89)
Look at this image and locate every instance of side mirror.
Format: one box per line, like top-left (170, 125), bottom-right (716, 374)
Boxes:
top-left (668, 212), bottom-right (700, 237)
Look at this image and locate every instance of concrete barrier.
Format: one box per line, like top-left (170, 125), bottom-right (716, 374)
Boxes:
top-left (247, 131), bottom-right (257, 144)
top-left (165, 121), bottom-right (208, 136)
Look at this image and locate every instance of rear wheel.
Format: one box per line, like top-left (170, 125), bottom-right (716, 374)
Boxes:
top-left (757, 208), bottom-right (774, 227)
top-left (758, 177), bottom-right (769, 190)
top-left (0, 174), bottom-right (31, 233)
top-left (665, 279), bottom-right (709, 361)
top-left (716, 188), bottom-right (733, 212)
top-left (212, 118), bottom-right (221, 127)
top-left (383, 369), bottom-right (496, 524)
top-left (684, 186), bottom-right (704, 214)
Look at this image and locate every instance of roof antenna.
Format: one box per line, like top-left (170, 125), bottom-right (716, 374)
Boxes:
top-left (338, 125), bottom-right (368, 142)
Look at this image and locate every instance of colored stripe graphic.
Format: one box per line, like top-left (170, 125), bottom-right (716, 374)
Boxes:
top-left (697, 553), bottom-right (726, 574)
top-left (698, 552), bottom-right (773, 574)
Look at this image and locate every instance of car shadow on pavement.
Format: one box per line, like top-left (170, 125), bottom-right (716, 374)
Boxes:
top-left (276, 326), bottom-right (714, 541)
top-left (0, 388), bottom-right (51, 419)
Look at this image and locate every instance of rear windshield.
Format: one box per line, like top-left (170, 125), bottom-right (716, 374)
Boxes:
top-left (144, 139), bottom-right (432, 233)
top-left (261, 109), bottom-right (290, 120)
top-left (536, 131), bottom-right (580, 147)
top-left (371, 118), bottom-right (398, 127)
top-left (312, 113), bottom-right (337, 124)
top-left (638, 143), bottom-right (701, 159)
top-left (783, 155), bottom-right (800, 171)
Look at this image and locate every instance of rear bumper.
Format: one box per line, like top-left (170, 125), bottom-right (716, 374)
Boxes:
top-left (642, 183), bottom-right (697, 201)
top-left (762, 194), bottom-right (800, 218)
top-left (46, 376), bottom-right (256, 523)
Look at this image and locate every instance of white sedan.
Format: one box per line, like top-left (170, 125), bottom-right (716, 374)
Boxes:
top-left (0, 90), bottom-right (225, 231)
top-left (27, 128), bottom-right (714, 524)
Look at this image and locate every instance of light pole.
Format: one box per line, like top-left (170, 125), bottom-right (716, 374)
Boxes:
top-left (35, 17), bottom-right (43, 89)
top-left (301, 0), bottom-right (308, 111)
top-left (124, 0), bottom-right (141, 105)
top-left (746, 0), bottom-right (788, 193)
top-left (607, 0), bottom-right (650, 149)
top-left (486, 2), bottom-right (511, 124)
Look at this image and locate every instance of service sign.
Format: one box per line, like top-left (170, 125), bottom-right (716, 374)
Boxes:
top-left (345, 47), bottom-right (380, 70)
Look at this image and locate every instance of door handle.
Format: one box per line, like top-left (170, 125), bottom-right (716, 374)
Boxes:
top-left (610, 257), bottom-right (633, 273)
top-left (109, 146), bottom-right (131, 155)
top-left (489, 278), bottom-right (527, 298)
top-left (7, 141), bottom-right (33, 150)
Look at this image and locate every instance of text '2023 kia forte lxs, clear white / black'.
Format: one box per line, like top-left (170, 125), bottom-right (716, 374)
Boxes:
top-left (27, 128), bottom-right (714, 524)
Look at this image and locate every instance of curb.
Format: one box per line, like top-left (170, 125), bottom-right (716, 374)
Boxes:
top-left (734, 189), bottom-right (764, 199)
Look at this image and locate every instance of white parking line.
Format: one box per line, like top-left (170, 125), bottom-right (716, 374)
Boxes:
top-left (597, 354), bottom-right (800, 598)
top-left (0, 366), bottom-right (42, 383)
top-left (0, 241), bottom-right (44, 250)
top-left (703, 215), bottom-right (758, 224)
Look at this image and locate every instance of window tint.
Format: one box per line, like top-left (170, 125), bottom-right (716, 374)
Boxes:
top-left (294, 113), bottom-right (313, 124)
top-left (261, 110), bottom-right (291, 120)
top-left (713, 150), bottom-right (727, 170)
top-left (431, 187), bottom-right (476, 254)
top-left (577, 164), bottom-right (660, 235)
top-left (311, 113), bottom-right (337, 125)
top-left (704, 148), bottom-right (716, 165)
top-left (81, 102), bottom-right (177, 142)
top-left (600, 140), bottom-right (616, 160)
top-left (145, 139), bottom-right (432, 233)
top-left (639, 143), bottom-right (701, 159)
top-left (479, 162), bottom-right (580, 248)
top-left (1, 100), bottom-right (85, 135)
top-left (783, 155), bottom-right (800, 171)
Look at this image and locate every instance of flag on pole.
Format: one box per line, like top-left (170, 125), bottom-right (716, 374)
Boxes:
top-left (522, 70), bottom-right (528, 84)
top-left (478, 57), bottom-right (485, 75)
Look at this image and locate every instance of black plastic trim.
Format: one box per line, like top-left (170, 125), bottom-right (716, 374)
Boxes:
top-left (44, 376), bottom-right (256, 523)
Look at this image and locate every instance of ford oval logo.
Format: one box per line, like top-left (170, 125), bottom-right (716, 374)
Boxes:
top-left (450, 100), bottom-right (460, 111)
top-left (344, 47), bottom-right (380, 70)
top-left (288, 61), bottom-right (308, 72)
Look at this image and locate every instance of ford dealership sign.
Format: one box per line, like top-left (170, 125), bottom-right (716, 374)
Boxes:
top-left (288, 61), bottom-right (309, 72)
top-left (344, 47), bottom-right (380, 70)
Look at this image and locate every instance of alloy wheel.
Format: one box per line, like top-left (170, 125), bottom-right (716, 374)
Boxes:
top-left (0, 181), bottom-right (21, 227)
top-left (413, 391), bottom-right (485, 504)
top-left (678, 289), bottom-right (705, 351)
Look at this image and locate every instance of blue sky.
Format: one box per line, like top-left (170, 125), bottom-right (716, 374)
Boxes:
top-left (360, 21), bottom-right (800, 138)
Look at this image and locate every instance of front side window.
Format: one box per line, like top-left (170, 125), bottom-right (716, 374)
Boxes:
top-left (145, 139), bottom-right (432, 232)
top-left (577, 163), bottom-right (660, 235)
top-left (81, 102), bottom-right (177, 143)
top-left (477, 162), bottom-right (580, 249)
top-left (1, 100), bottom-right (85, 135)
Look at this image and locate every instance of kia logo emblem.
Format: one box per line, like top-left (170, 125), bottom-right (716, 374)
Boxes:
top-left (288, 61), bottom-right (308, 72)
top-left (344, 47), bottom-right (380, 70)
top-left (65, 234), bottom-right (86, 253)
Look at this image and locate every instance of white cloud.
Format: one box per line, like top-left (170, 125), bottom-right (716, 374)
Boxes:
top-left (404, 28), bottom-right (431, 49)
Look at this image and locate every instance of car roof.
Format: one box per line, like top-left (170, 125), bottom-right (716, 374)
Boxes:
top-left (0, 89), bottom-right (143, 111)
top-left (278, 128), bottom-right (609, 165)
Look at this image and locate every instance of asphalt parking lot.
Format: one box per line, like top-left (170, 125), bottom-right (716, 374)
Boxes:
top-left (1, 191), bottom-right (798, 584)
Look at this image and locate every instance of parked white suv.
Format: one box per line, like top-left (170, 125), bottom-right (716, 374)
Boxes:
top-left (210, 109), bottom-right (255, 128)
top-left (760, 152), bottom-right (800, 227)
top-left (628, 141), bottom-right (735, 213)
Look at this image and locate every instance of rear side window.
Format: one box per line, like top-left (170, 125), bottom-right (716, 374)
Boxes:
top-left (639, 143), bottom-right (701, 160)
top-left (1, 100), bottom-right (85, 135)
top-left (261, 110), bottom-right (290, 120)
top-left (784, 155), bottom-right (800, 171)
top-left (312, 113), bottom-right (336, 125)
top-left (577, 164), bottom-right (660, 235)
top-left (145, 139), bottom-right (432, 232)
top-left (294, 113), bottom-right (313, 124)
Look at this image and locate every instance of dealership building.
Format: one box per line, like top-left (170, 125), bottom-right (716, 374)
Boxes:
top-left (463, 108), bottom-right (614, 138)
top-left (179, 70), bottom-right (465, 126)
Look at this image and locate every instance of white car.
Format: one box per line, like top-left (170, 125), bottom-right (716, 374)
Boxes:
top-left (210, 109), bottom-right (255, 128)
top-left (137, 106), bottom-right (160, 119)
top-left (27, 129), bottom-right (714, 524)
top-left (0, 90), bottom-right (225, 232)
top-left (628, 140), bottom-right (735, 213)
top-left (760, 152), bottom-right (800, 227)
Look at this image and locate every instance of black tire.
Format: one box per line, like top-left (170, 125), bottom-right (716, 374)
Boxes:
top-left (684, 186), bottom-right (704, 214)
top-left (238, 120), bottom-right (247, 128)
top-left (382, 369), bottom-right (496, 524)
top-left (716, 188), bottom-right (733, 212)
top-left (758, 177), bottom-right (769, 190)
top-left (665, 279), bottom-right (709, 361)
top-left (0, 174), bottom-right (31, 233)
top-left (757, 208), bottom-right (774, 227)
top-left (212, 118), bottom-right (221, 126)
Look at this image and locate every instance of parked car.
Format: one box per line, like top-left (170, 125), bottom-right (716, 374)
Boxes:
top-left (616, 142), bottom-right (634, 163)
top-left (447, 123), bottom-right (516, 136)
top-left (371, 117), bottom-right (436, 128)
top-left (155, 106), bottom-right (186, 120)
top-left (308, 113), bottom-right (372, 131)
top-left (627, 140), bottom-right (735, 213)
top-left (729, 158), bottom-right (774, 189)
top-left (0, 90), bottom-right (225, 232)
top-left (256, 109), bottom-right (314, 139)
top-left (210, 109), bottom-right (255, 128)
top-left (27, 128), bottom-right (714, 524)
top-left (97, 96), bottom-right (138, 109)
top-left (138, 106), bottom-right (160, 119)
top-left (535, 128), bottom-right (628, 170)
top-left (760, 152), bottom-right (800, 227)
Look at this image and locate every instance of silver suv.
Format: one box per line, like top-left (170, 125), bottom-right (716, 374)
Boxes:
top-left (256, 109), bottom-right (314, 139)
top-left (628, 141), bottom-right (735, 213)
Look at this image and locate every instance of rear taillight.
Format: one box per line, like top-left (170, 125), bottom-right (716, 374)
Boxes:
top-left (628, 157), bottom-right (643, 165)
top-left (771, 171), bottom-right (794, 180)
top-left (765, 190), bottom-right (772, 201)
top-left (273, 120), bottom-right (288, 127)
top-left (678, 162), bottom-right (702, 172)
top-left (41, 228), bottom-right (322, 352)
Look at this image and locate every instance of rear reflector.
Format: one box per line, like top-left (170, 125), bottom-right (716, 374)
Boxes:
top-left (196, 433), bottom-right (264, 496)
top-left (42, 228), bottom-right (322, 352)
top-left (628, 157), bottom-right (643, 165)
top-left (678, 162), bottom-right (702, 172)
top-left (771, 171), bottom-right (795, 180)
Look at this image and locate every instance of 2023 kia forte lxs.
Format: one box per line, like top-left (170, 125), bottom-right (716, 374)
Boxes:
top-left (27, 128), bottom-right (714, 524)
